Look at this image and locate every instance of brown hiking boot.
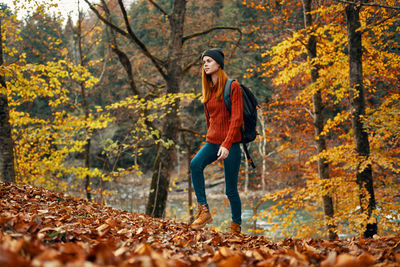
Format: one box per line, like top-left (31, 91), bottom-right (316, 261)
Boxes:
top-left (191, 204), bottom-right (212, 230)
top-left (227, 221), bottom-right (241, 235)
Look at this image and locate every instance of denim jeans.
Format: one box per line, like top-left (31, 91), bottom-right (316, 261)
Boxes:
top-left (190, 142), bottom-right (242, 224)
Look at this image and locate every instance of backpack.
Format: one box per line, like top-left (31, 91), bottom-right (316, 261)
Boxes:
top-left (224, 79), bottom-right (258, 168)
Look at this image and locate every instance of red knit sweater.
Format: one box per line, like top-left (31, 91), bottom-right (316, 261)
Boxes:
top-left (205, 81), bottom-right (243, 150)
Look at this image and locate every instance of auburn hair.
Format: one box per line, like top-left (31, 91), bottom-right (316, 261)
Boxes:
top-left (201, 67), bottom-right (228, 103)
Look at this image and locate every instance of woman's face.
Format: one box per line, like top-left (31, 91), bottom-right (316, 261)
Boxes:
top-left (202, 56), bottom-right (220, 75)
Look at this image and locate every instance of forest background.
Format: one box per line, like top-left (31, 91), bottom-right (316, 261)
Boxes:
top-left (0, 0), bottom-right (399, 241)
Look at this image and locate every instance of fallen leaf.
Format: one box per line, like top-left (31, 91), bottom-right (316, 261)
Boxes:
top-left (37, 210), bottom-right (49, 214)
top-left (114, 246), bottom-right (129, 257)
top-left (134, 243), bottom-right (153, 256)
top-left (136, 227), bottom-right (143, 235)
top-left (217, 254), bottom-right (243, 267)
top-left (96, 223), bottom-right (110, 237)
top-left (357, 252), bottom-right (375, 266)
top-left (320, 251), bottom-right (336, 267)
top-left (395, 253), bottom-right (400, 263)
top-left (335, 254), bottom-right (358, 267)
top-left (219, 246), bottom-right (234, 257)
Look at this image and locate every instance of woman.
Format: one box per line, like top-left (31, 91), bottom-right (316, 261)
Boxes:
top-left (190, 48), bottom-right (243, 234)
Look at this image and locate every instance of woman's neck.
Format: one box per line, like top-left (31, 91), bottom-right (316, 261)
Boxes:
top-left (211, 72), bottom-right (218, 85)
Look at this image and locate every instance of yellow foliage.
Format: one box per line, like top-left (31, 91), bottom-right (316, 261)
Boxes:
top-left (252, 2), bottom-right (400, 239)
top-left (4, 60), bottom-right (112, 191)
top-left (106, 92), bottom-right (200, 146)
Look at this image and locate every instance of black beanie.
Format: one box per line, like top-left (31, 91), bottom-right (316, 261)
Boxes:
top-left (201, 48), bottom-right (224, 69)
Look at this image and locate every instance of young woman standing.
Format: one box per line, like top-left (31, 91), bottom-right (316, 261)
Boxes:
top-left (190, 48), bottom-right (243, 234)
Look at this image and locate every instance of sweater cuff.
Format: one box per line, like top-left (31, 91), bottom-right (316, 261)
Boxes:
top-left (221, 140), bottom-right (232, 151)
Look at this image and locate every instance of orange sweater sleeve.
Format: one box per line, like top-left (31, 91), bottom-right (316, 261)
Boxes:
top-left (221, 81), bottom-right (243, 150)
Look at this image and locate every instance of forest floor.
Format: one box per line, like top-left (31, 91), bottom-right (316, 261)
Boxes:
top-left (1, 182), bottom-right (400, 267)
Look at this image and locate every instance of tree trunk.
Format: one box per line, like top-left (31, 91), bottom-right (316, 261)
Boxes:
top-left (345, 2), bottom-right (377, 238)
top-left (187, 151), bottom-right (194, 222)
top-left (0, 17), bottom-right (15, 183)
top-left (146, 115), bottom-right (180, 217)
top-left (302, 0), bottom-right (337, 240)
top-left (258, 113), bottom-right (267, 192)
top-left (252, 200), bottom-right (261, 232)
top-left (182, 134), bottom-right (194, 222)
top-left (145, 0), bottom-right (186, 217)
top-left (76, 5), bottom-right (91, 201)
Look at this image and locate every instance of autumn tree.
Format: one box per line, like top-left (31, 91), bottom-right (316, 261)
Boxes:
top-left (66, 0), bottom-right (106, 201)
top-left (345, 0), bottom-right (377, 238)
top-left (302, 0), bottom-right (337, 240)
top-left (0, 1), bottom-right (114, 194)
top-left (78, 9), bottom-right (93, 201)
top-left (0, 11), bottom-right (15, 183)
top-left (6, 60), bottom-right (112, 189)
top-left (248, 0), bottom-right (400, 238)
top-left (19, 9), bottom-right (65, 64)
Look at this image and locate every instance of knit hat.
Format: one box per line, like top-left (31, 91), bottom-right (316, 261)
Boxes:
top-left (201, 48), bottom-right (224, 69)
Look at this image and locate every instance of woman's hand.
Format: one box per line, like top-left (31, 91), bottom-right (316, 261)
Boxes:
top-left (217, 146), bottom-right (229, 161)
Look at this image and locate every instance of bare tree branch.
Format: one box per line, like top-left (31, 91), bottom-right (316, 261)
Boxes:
top-left (182, 26), bottom-right (242, 44)
top-left (296, 35), bottom-right (308, 50)
top-left (101, 0), bottom-right (140, 96)
top-left (84, 0), bottom-right (167, 80)
top-left (182, 26), bottom-right (242, 67)
top-left (142, 79), bottom-right (166, 90)
top-left (93, 55), bottom-right (108, 88)
top-left (338, 0), bottom-right (400, 10)
top-left (339, 0), bottom-right (400, 34)
top-left (182, 57), bottom-right (200, 75)
top-left (148, 0), bottom-right (169, 16)
top-left (117, 0), bottom-right (167, 79)
top-left (178, 128), bottom-right (201, 136)
top-left (83, 0), bottom-right (129, 38)
top-left (362, 10), bottom-right (400, 34)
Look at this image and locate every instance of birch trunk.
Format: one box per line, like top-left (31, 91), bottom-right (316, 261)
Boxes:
top-left (258, 113), bottom-right (267, 192)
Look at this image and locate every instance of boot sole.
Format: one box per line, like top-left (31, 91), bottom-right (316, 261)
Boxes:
top-left (191, 217), bottom-right (213, 230)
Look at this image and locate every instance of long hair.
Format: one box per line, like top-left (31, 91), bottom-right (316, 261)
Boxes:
top-left (201, 68), bottom-right (228, 103)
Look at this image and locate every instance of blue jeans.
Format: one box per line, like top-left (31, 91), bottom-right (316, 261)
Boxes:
top-left (190, 142), bottom-right (242, 224)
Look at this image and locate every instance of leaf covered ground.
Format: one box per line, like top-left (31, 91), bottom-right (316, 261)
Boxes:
top-left (0, 182), bottom-right (399, 267)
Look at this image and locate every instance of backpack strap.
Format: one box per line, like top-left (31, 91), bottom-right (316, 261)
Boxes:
top-left (242, 139), bottom-right (256, 169)
top-left (223, 79), bottom-right (256, 169)
top-left (223, 79), bottom-right (234, 113)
